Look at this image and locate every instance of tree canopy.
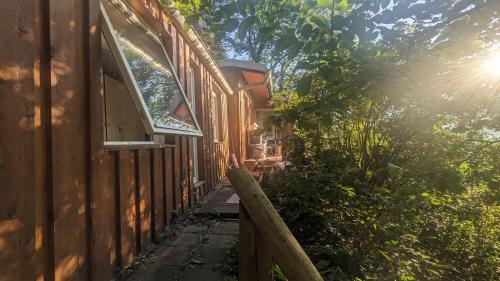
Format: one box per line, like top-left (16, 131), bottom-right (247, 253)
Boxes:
top-left (171, 1), bottom-right (500, 280)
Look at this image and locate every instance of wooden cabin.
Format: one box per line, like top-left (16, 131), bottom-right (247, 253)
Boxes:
top-left (0, 0), bottom-right (233, 280)
top-left (218, 60), bottom-right (277, 168)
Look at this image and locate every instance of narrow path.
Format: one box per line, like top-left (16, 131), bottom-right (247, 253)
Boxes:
top-left (123, 182), bottom-right (239, 281)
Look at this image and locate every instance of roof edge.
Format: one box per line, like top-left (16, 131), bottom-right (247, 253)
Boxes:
top-left (160, 0), bottom-right (234, 95)
top-left (217, 59), bottom-right (268, 73)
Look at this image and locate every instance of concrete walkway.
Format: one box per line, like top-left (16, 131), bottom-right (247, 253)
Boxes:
top-left (122, 183), bottom-right (239, 281)
top-left (195, 179), bottom-right (239, 218)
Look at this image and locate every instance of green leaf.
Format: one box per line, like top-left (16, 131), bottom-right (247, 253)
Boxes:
top-left (379, 251), bottom-right (393, 262)
top-left (221, 18), bottom-right (239, 32)
top-left (220, 2), bottom-right (237, 16)
top-left (275, 34), bottom-right (298, 53)
top-left (304, 0), bottom-right (317, 10)
top-left (191, 259), bottom-right (204, 265)
top-left (297, 75), bottom-right (312, 96)
top-left (387, 163), bottom-right (401, 178)
top-left (366, 170), bottom-right (374, 178)
top-left (311, 15), bottom-right (330, 30)
top-left (225, 37), bottom-right (238, 48)
top-left (310, 27), bottom-right (321, 40)
top-left (297, 61), bottom-right (314, 69)
top-left (300, 23), bottom-right (313, 39)
top-left (335, 0), bottom-right (350, 11)
top-left (257, 32), bottom-right (273, 43)
top-left (431, 198), bottom-right (442, 206)
top-left (258, 26), bottom-right (273, 34)
top-left (237, 17), bottom-right (253, 39)
top-left (182, 21), bottom-right (191, 31)
top-left (310, 41), bottom-right (326, 53)
top-left (315, 259), bottom-right (330, 269)
top-left (317, 0), bottom-right (333, 8)
top-left (214, 31), bottom-right (225, 42)
top-left (331, 15), bottom-right (346, 29)
top-left (288, 43), bottom-right (302, 60)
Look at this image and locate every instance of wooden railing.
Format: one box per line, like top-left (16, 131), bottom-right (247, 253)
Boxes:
top-left (227, 168), bottom-right (324, 281)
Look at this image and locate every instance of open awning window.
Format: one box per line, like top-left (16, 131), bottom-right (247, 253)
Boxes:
top-left (101, 0), bottom-right (202, 136)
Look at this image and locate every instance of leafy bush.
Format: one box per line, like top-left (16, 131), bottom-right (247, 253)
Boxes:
top-left (265, 163), bottom-right (499, 280)
top-left (205, 1), bottom-right (500, 279)
top-left (263, 94), bottom-right (500, 280)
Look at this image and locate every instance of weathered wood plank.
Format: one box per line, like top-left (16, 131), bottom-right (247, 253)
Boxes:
top-left (0, 1), bottom-right (37, 280)
top-left (180, 137), bottom-right (189, 210)
top-left (50, 0), bottom-right (89, 279)
top-left (1, 1), bottom-right (236, 280)
top-left (126, 0), bottom-right (163, 34)
top-left (34, 0), bottom-right (53, 279)
top-left (152, 149), bottom-right (163, 240)
top-left (227, 82), bottom-right (241, 162)
top-left (173, 137), bottom-right (182, 212)
top-left (188, 138), bottom-right (196, 204)
top-left (256, 230), bottom-right (274, 281)
top-left (91, 151), bottom-right (117, 281)
top-left (119, 150), bottom-right (136, 266)
top-left (185, 43), bottom-right (191, 101)
top-left (197, 65), bottom-right (207, 193)
top-left (192, 66), bottom-right (205, 195)
top-left (138, 149), bottom-right (151, 250)
top-left (89, 0), bottom-right (109, 279)
top-left (239, 204), bottom-right (257, 281)
top-left (177, 31), bottom-right (186, 88)
top-left (161, 149), bottom-right (167, 226)
top-left (89, 0), bottom-right (104, 154)
top-left (204, 68), bottom-right (213, 190)
top-left (133, 150), bottom-right (141, 253)
top-left (209, 74), bottom-right (216, 188)
top-left (169, 19), bottom-right (178, 71)
top-left (164, 148), bottom-right (174, 225)
top-left (227, 168), bottom-right (323, 281)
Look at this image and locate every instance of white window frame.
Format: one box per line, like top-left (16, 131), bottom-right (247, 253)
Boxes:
top-left (101, 1), bottom-right (202, 137)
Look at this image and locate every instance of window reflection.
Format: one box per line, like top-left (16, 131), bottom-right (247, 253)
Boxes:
top-left (102, 0), bottom-right (199, 133)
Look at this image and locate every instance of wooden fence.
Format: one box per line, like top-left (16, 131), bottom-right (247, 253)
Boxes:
top-left (0, 0), bottom-right (234, 280)
top-left (90, 136), bottom-right (209, 280)
top-left (227, 168), bottom-right (324, 281)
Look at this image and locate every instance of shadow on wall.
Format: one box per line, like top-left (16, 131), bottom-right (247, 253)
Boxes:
top-left (0, 1), bottom-right (212, 280)
top-left (0, 1), bottom-right (108, 280)
top-left (0, 1), bottom-right (40, 280)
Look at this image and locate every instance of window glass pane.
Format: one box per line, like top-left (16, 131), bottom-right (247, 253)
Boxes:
top-left (102, 35), bottom-right (148, 141)
top-left (103, 0), bottom-right (199, 133)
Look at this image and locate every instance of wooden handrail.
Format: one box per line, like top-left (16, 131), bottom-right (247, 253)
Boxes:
top-left (227, 168), bottom-right (323, 281)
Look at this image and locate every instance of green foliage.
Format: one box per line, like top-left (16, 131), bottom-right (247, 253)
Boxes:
top-left (263, 159), bottom-right (499, 280)
top-left (195, 0), bottom-right (500, 280)
top-left (196, 0), bottom-right (499, 91)
top-left (257, 1), bottom-right (499, 280)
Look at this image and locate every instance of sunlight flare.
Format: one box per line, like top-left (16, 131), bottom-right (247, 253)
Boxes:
top-left (480, 52), bottom-right (500, 78)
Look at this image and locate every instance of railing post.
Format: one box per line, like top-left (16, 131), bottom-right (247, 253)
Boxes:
top-left (256, 229), bottom-right (274, 280)
top-left (228, 168), bottom-right (323, 281)
top-left (239, 202), bottom-right (274, 281)
top-left (239, 203), bottom-right (257, 281)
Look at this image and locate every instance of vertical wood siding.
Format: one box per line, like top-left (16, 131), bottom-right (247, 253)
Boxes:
top-left (0, 1), bottom-right (37, 280)
top-left (50, 0), bottom-right (89, 279)
top-left (0, 0), bottom-right (231, 280)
